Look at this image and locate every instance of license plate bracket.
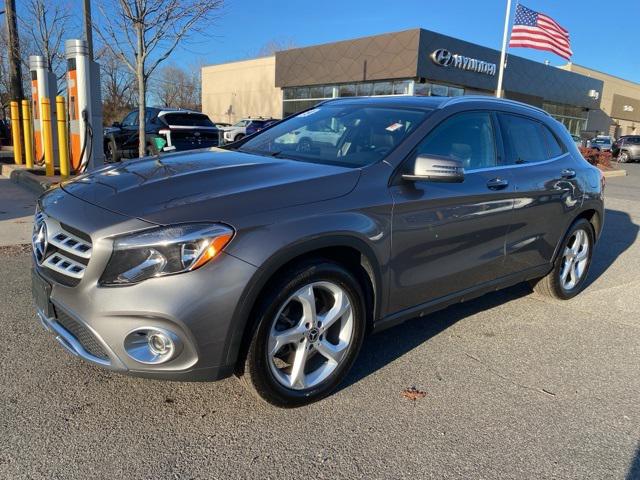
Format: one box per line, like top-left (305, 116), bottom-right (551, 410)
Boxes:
top-left (31, 269), bottom-right (54, 318)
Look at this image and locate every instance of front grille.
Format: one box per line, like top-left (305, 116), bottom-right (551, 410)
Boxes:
top-left (55, 308), bottom-right (109, 361)
top-left (33, 209), bottom-right (92, 286)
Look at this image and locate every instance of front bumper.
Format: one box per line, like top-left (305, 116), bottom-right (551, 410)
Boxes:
top-left (33, 188), bottom-right (258, 381)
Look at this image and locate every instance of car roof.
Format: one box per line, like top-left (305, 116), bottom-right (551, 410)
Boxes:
top-left (157, 109), bottom-right (207, 116)
top-left (321, 95), bottom-right (550, 117)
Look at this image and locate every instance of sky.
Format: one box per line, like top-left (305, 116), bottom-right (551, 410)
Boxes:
top-left (176, 0), bottom-right (640, 83)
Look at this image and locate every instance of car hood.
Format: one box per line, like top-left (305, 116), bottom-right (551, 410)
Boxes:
top-left (61, 148), bottom-right (360, 225)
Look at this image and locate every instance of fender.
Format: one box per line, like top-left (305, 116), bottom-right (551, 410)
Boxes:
top-left (222, 233), bottom-right (385, 370)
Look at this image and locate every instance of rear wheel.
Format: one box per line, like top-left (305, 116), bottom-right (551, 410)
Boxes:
top-left (529, 218), bottom-right (594, 300)
top-left (240, 260), bottom-right (366, 407)
top-left (234, 133), bottom-right (245, 142)
top-left (105, 139), bottom-right (120, 163)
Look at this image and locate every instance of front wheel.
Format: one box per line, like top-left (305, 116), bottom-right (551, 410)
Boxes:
top-left (529, 218), bottom-right (594, 300)
top-left (240, 260), bottom-right (366, 407)
top-left (618, 151), bottom-right (629, 163)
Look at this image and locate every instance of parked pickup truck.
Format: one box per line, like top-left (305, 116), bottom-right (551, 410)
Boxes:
top-left (104, 108), bottom-right (220, 161)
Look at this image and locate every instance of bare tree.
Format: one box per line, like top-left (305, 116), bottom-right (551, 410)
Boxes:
top-left (21, 0), bottom-right (75, 91)
top-left (254, 37), bottom-right (298, 58)
top-left (94, 0), bottom-right (223, 157)
top-left (152, 64), bottom-right (200, 110)
top-left (97, 47), bottom-right (136, 126)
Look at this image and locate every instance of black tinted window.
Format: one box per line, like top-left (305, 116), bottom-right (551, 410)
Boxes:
top-left (121, 111), bottom-right (137, 127)
top-left (539, 125), bottom-right (566, 158)
top-left (162, 113), bottom-right (214, 127)
top-left (414, 112), bottom-right (497, 170)
top-left (499, 114), bottom-right (547, 164)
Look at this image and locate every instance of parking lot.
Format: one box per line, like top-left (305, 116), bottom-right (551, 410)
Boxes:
top-left (1, 166), bottom-right (639, 479)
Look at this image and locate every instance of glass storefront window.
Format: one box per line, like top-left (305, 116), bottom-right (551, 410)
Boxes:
top-left (357, 82), bottom-right (373, 96)
top-left (449, 86), bottom-right (464, 97)
top-left (338, 84), bottom-right (356, 97)
top-left (393, 80), bottom-right (411, 95)
top-left (283, 88), bottom-right (295, 100)
top-left (373, 81), bottom-right (393, 96)
top-left (323, 86), bottom-right (335, 98)
top-left (294, 87), bottom-right (310, 100)
top-left (414, 83), bottom-right (430, 96)
top-left (431, 84), bottom-right (448, 96)
top-left (309, 86), bottom-right (325, 99)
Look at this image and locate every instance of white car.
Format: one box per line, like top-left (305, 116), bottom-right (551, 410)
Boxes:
top-left (275, 123), bottom-right (346, 152)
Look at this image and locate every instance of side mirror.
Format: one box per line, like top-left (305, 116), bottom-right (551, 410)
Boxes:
top-left (112, 121), bottom-right (121, 128)
top-left (402, 154), bottom-right (464, 183)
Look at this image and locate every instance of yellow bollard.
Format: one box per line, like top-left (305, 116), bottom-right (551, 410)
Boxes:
top-left (55, 96), bottom-right (70, 179)
top-left (21, 100), bottom-right (34, 169)
top-left (41, 98), bottom-right (55, 177)
top-left (9, 101), bottom-right (23, 165)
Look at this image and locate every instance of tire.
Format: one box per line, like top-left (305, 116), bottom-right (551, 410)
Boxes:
top-left (240, 259), bottom-right (366, 407)
top-left (105, 139), bottom-right (121, 163)
top-left (529, 218), bottom-right (594, 300)
top-left (145, 141), bottom-right (159, 157)
top-left (618, 151), bottom-right (629, 163)
top-left (234, 134), bottom-right (245, 142)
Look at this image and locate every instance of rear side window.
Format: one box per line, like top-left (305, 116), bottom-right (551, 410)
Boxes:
top-left (162, 113), bottom-right (215, 127)
top-left (539, 124), bottom-right (566, 158)
top-left (413, 111), bottom-right (497, 170)
top-left (498, 113), bottom-right (547, 164)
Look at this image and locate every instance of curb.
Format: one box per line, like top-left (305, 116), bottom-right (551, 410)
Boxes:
top-left (601, 169), bottom-right (627, 178)
top-left (1, 164), bottom-right (60, 196)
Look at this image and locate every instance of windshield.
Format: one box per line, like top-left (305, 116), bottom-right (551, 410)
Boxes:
top-left (234, 120), bottom-right (249, 127)
top-left (236, 104), bottom-right (430, 168)
top-left (593, 138), bottom-right (610, 144)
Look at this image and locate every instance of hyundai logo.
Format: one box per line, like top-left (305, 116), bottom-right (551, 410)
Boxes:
top-left (430, 49), bottom-right (497, 76)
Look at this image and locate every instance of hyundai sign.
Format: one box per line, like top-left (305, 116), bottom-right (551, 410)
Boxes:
top-left (430, 49), bottom-right (497, 76)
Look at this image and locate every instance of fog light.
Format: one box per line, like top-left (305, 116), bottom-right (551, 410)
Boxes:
top-left (148, 332), bottom-right (172, 356)
top-left (124, 327), bottom-right (182, 364)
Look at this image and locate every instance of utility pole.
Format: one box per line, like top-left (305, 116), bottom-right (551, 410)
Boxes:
top-left (5, 0), bottom-right (24, 101)
top-left (83, 0), bottom-right (94, 60)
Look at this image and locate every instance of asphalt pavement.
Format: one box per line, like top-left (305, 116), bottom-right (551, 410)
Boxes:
top-left (0, 165), bottom-right (639, 479)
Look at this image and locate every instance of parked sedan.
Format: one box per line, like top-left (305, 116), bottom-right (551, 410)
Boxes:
top-left (32, 96), bottom-right (603, 407)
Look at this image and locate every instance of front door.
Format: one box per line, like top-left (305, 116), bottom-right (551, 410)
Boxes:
top-left (388, 111), bottom-right (515, 313)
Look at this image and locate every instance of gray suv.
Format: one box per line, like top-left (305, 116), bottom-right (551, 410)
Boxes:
top-left (31, 96), bottom-right (604, 407)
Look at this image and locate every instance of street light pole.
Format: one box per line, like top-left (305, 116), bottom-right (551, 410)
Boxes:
top-left (4, 0), bottom-right (24, 101)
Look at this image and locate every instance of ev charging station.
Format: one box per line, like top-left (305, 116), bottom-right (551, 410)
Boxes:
top-left (29, 55), bottom-right (58, 164)
top-left (65, 39), bottom-right (104, 172)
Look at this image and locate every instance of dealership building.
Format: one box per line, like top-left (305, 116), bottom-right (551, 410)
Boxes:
top-left (202, 28), bottom-right (607, 136)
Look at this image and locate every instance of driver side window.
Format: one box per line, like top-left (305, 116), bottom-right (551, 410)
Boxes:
top-left (413, 112), bottom-right (497, 170)
top-left (121, 111), bottom-right (137, 127)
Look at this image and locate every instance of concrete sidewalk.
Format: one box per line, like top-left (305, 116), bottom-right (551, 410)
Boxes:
top-left (0, 177), bottom-right (37, 246)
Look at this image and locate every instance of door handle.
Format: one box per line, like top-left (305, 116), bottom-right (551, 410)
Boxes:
top-left (561, 168), bottom-right (576, 179)
top-left (486, 178), bottom-right (509, 190)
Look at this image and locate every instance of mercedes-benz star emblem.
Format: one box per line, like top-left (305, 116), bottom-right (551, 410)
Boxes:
top-left (32, 220), bottom-right (48, 264)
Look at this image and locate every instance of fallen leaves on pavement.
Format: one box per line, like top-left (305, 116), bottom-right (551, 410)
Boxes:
top-left (401, 386), bottom-right (427, 401)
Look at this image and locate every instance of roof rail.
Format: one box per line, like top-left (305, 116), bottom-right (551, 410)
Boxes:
top-left (441, 95), bottom-right (550, 116)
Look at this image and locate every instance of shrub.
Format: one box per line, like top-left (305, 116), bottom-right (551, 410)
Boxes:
top-left (579, 147), bottom-right (612, 168)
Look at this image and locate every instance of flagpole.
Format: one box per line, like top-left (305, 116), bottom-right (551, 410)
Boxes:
top-left (495, 0), bottom-right (513, 98)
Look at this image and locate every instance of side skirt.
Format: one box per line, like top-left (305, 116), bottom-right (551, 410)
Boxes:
top-left (372, 265), bottom-right (551, 334)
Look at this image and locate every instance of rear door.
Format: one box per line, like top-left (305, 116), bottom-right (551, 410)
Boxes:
top-left (497, 112), bottom-right (582, 274)
top-left (388, 110), bottom-right (515, 313)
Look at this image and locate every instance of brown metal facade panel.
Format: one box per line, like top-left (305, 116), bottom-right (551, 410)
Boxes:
top-left (611, 94), bottom-right (640, 122)
top-left (275, 29), bottom-right (421, 87)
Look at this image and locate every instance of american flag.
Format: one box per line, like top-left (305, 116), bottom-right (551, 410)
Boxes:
top-left (509, 4), bottom-right (572, 60)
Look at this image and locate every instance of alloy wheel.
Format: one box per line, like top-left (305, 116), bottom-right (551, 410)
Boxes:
top-left (267, 281), bottom-right (354, 390)
top-left (559, 229), bottom-right (590, 290)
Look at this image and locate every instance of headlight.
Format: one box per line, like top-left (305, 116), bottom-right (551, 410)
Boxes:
top-left (99, 223), bottom-right (233, 286)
